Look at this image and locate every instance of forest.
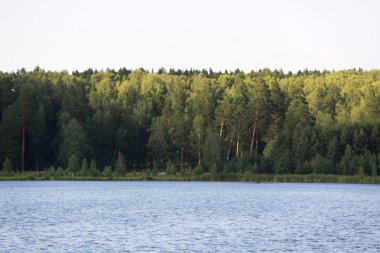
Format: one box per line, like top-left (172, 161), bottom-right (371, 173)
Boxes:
top-left (0, 67), bottom-right (380, 179)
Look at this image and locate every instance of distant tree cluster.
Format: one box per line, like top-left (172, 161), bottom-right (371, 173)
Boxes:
top-left (0, 67), bottom-right (379, 176)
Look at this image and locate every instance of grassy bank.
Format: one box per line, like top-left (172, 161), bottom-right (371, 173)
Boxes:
top-left (1, 172), bottom-right (380, 184)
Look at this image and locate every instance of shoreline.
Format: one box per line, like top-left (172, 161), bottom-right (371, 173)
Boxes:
top-left (1, 173), bottom-right (380, 184)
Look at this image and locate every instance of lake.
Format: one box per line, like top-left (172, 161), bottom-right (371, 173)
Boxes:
top-left (0, 181), bottom-right (379, 252)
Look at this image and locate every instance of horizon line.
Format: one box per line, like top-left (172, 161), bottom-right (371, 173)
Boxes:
top-left (1, 66), bottom-right (379, 75)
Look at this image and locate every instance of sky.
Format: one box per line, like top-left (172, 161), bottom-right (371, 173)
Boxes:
top-left (0, 0), bottom-right (379, 72)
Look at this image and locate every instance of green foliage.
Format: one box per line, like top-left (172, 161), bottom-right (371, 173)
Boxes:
top-left (274, 148), bottom-right (293, 174)
top-left (337, 145), bottom-right (355, 175)
top-left (0, 68), bottom-right (380, 177)
top-left (152, 167), bottom-right (159, 176)
top-left (193, 164), bottom-right (205, 175)
top-left (353, 128), bottom-right (368, 155)
top-left (47, 166), bottom-right (55, 178)
top-left (223, 162), bottom-right (235, 174)
top-left (103, 166), bottom-right (113, 177)
top-left (88, 159), bottom-right (99, 177)
top-left (180, 167), bottom-right (187, 175)
top-left (59, 117), bottom-right (90, 166)
top-left (114, 152), bottom-right (126, 177)
top-left (310, 154), bottom-right (334, 174)
top-left (371, 162), bottom-right (378, 176)
top-left (80, 158), bottom-right (89, 176)
top-left (203, 127), bottom-right (223, 164)
top-left (67, 155), bottom-right (80, 175)
top-left (210, 163), bottom-right (219, 175)
top-left (165, 159), bottom-right (177, 175)
top-left (148, 116), bottom-right (171, 167)
top-left (326, 136), bottom-right (339, 163)
top-left (295, 161), bottom-right (312, 175)
top-left (56, 166), bottom-right (64, 177)
top-left (2, 157), bottom-right (13, 175)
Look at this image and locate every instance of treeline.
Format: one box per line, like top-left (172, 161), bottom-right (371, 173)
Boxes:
top-left (1, 67), bottom-right (380, 177)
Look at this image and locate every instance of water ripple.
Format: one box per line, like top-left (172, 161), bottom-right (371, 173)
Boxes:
top-left (0, 182), bottom-right (379, 252)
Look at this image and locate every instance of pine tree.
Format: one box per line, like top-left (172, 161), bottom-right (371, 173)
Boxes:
top-left (203, 127), bottom-right (222, 165)
top-left (58, 116), bottom-right (90, 166)
top-left (67, 154), bottom-right (79, 176)
top-left (268, 79), bottom-right (286, 138)
top-left (371, 162), bottom-right (378, 176)
top-left (327, 136), bottom-right (339, 164)
top-left (114, 152), bottom-right (126, 177)
top-left (353, 128), bottom-right (368, 155)
top-left (88, 158), bottom-right (98, 177)
top-left (2, 157), bottom-right (13, 175)
top-left (80, 158), bottom-right (89, 176)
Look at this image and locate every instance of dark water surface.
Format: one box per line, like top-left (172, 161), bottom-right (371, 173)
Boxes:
top-left (0, 181), bottom-right (379, 252)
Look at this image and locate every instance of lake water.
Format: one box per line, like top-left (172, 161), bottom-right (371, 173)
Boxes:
top-left (0, 181), bottom-right (379, 252)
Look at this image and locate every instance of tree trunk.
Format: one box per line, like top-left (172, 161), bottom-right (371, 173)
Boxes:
top-left (236, 136), bottom-right (240, 158)
top-left (112, 147), bottom-right (117, 164)
top-left (22, 113), bottom-right (25, 173)
top-left (250, 123), bottom-right (256, 155)
top-left (180, 145), bottom-right (184, 169)
top-left (275, 112), bottom-right (278, 133)
top-left (219, 120), bottom-right (224, 137)
top-left (227, 140), bottom-right (232, 161)
top-left (198, 133), bottom-right (201, 165)
top-left (36, 142), bottom-right (39, 172)
top-left (112, 140), bottom-right (122, 166)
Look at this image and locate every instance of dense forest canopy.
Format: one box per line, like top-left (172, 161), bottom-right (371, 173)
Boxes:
top-left (1, 67), bottom-right (380, 176)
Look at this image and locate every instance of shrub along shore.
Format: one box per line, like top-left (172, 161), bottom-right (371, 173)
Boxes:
top-left (1, 171), bottom-right (380, 184)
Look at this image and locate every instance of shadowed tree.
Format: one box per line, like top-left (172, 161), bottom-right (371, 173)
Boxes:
top-left (2, 157), bottom-right (13, 175)
top-left (114, 151), bottom-right (127, 176)
top-left (58, 115), bottom-right (91, 166)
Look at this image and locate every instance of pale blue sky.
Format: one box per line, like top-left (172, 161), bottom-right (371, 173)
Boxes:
top-left (1, 0), bottom-right (379, 72)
